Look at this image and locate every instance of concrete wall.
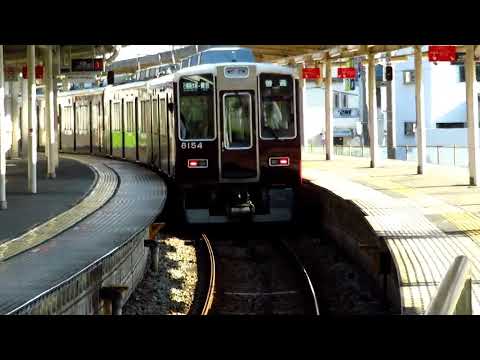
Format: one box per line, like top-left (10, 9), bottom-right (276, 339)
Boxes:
top-left (300, 182), bottom-right (401, 313)
top-left (10, 228), bottom-right (150, 315)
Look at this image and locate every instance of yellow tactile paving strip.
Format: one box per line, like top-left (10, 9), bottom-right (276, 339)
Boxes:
top-left (302, 155), bottom-right (480, 314)
top-left (0, 155), bottom-right (118, 263)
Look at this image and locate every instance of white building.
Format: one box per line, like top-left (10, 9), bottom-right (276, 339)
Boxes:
top-left (303, 47), bottom-right (478, 159)
top-left (303, 75), bottom-right (363, 148)
top-left (387, 46), bottom-right (480, 152)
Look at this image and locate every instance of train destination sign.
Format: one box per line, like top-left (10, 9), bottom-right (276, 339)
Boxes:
top-left (428, 46), bottom-right (457, 62)
top-left (337, 67), bottom-right (356, 79)
top-left (71, 58), bottom-right (104, 72)
top-left (180, 75), bottom-right (213, 95)
top-left (302, 68), bottom-right (321, 79)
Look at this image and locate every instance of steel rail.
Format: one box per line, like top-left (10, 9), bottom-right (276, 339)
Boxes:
top-left (278, 239), bottom-right (320, 316)
top-left (200, 233), bottom-right (216, 315)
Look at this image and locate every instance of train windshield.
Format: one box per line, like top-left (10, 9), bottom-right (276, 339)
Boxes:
top-left (260, 74), bottom-right (296, 139)
top-left (200, 48), bottom-right (255, 64)
top-left (179, 74), bottom-right (215, 140)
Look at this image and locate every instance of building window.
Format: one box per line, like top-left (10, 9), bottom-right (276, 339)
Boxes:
top-left (436, 122), bottom-right (466, 128)
top-left (334, 93), bottom-right (339, 109)
top-left (403, 70), bottom-right (415, 84)
top-left (342, 94), bottom-right (348, 108)
top-left (458, 64), bottom-right (480, 82)
top-left (404, 121), bottom-right (416, 136)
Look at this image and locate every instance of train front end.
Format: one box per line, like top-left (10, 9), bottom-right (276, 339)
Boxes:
top-left (175, 63), bottom-right (301, 223)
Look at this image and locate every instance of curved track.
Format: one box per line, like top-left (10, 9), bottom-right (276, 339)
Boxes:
top-left (196, 229), bottom-right (319, 315)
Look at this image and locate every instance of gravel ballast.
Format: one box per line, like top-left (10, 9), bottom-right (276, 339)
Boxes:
top-left (123, 232), bottom-right (197, 315)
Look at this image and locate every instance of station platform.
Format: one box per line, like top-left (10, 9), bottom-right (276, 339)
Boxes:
top-left (302, 153), bottom-right (480, 315)
top-left (0, 156), bottom-right (95, 242)
top-left (0, 155), bottom-right (166, 314)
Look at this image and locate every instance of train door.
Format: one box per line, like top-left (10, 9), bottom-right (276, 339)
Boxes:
top-left (152, 94), bottom-right (160, 168)
top-left (146, 97), bottom-right (152, 164)
top-left (167, 92), bottom-right (175, 176)
top-left (124, 97), bottom-right (137, 161)
top-left (159, 94), bottom-right (168, 173)
top-left (75, 100), bottom-right (91, 154)
top-left (111, 99), bottom-right (123, 159)
top-left (138, 95), bottom-right (151, 164)
top-left (60, 103), bottom-right (75, 152)
top-left (219, 91), bottom-right (257, 180)
top-left (89, 101), bottom-right (93, 153)
top-left (217, 65), bottom-right (259, 182)
top-left (37, 103), bottom-right (46, 152)
top-left (106, 99), bottom-right (113, 156)
top-left (58, 106), bottom-right (62, 150)
top-left (92, 101), bottom-right (102, 154)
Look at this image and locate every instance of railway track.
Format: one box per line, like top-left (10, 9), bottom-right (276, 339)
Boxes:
top-left (194, 227), bottom-right (319, 315)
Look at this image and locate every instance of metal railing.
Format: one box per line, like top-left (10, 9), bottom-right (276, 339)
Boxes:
top-left (304, 144), bottom-right (470, 168)
top-left (425, 256), bottom-right (473, 315)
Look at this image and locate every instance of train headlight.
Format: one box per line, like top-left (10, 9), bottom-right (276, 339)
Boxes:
top-left (269, 157), bottom-right (290, 167)
top-left (188, 159), bottom-right (208, 168)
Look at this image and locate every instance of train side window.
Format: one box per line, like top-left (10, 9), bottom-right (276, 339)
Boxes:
top-left (62, 106), bottom-right (73, 132)
top-left (152, 99), bottom-right (159, 133)
top-left (160, 99), bottom-right (166, 136)
top-left (140, 101), bottom-right (145, 132)
top-left (113, 102), bottom-right (121, 131)
top-left (190, 54), bottom-right (199, 66)
top-left (76, 105), bottom-right (89, 134)
top-left (145, 100), bottom-right (151, 132)
top-left (259, 74), bottom-right (296, 140)
top-left (92, 104), bottom-right (99, 130)
top-left (126, 101), bottom-right (134, 132)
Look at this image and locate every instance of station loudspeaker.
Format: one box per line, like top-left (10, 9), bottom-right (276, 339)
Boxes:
top-left (385, 66), bottom-right (393, 81)
top-left (107, 71), bottom-right (115, 85)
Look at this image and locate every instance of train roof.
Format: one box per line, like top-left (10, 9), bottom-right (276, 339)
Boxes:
top-left (172, 62), bottom-right (295, 80)
top-left (55, 62), bottom-right (295, 97)
top-left (57, 86), bottom-right (105, 98)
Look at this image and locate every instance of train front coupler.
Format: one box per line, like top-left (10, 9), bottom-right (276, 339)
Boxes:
top-left (226, 189), bottom-right (255, 218)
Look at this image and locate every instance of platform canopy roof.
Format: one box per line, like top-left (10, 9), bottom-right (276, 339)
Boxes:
top-left (107, 44), bottom-right (480, 75)
top-left (2, 45), bottom-right (120, 66)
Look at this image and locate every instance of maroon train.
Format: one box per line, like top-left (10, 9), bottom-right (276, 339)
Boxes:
top-left (56, 62), bottom-right (302, 223)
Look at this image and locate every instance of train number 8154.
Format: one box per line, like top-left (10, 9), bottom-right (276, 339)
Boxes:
top-left (181, 142), bottom-right (203, 150)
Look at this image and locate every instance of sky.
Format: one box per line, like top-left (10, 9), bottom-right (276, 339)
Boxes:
top-left (115, 45), bottom-right (188, 61)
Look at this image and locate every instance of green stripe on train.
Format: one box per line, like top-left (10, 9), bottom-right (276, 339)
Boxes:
top-left (112, 131), bottom-right (137, 148)
top-left (112, 131), bottom-right (122, 148)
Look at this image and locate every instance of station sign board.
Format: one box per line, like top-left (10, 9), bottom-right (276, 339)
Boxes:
top-left (4, 65), bottom-right (20, 81)
top-left (302, 67), bottom-right (321, 79)
top-left (71, 58), bottom-right (104, 72)
top-left (428, 46), bottom-right (457, 62)
top-left (21, 65), bottom-right (44, 79)
top-left (337, 67), bottom-right (356, 79)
